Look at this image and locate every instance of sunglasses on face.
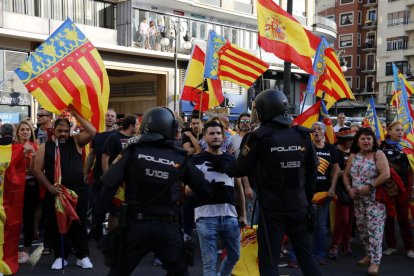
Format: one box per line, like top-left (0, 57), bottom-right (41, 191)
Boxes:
top-left (37, 114), bottom-right (50, 117)
top-left (240, 119), bottom-right (250, 124)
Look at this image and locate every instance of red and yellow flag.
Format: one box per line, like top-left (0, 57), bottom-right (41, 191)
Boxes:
top-left (15, 18), bottom-right (109, 132)
top-left (257, 0), bottom-right (321, 74)
top-left (0, 144), bottom-right (26, 275)
top-left (292, 100), bottom-right (321, 129)
top-left (181, 45), bottom-right (224, 111)
top-left (315, 48), bottom-right (355, 109)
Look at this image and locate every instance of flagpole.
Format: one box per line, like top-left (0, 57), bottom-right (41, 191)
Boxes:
top-left (301, 93), bottom-right (308, 113)
top-left (283, 0), bottom-right (293, 106)
top-left (258, 46), bottom-right (265, 91)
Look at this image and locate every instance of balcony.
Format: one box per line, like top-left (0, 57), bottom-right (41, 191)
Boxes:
top-left (361, 66), bottom-right (376, 74)
top-left (363, 0), bottom-right (377, 8)
top-left (363, 20), bottom-right (377, 30)
top-left (311, 15), bottom-right (337, 43)
top-left (404, 45), bottom-right (414, 57)
top-left (363, 41), bottom-right (376, 51)
top-left (360, 89), bottom-right (379, 95)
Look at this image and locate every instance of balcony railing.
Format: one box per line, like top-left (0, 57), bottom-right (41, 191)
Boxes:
top-left (363, 41), bottom-right (376, 51)
top-left (313, 15), bottom-right (337, 33)
top-left (363, 20), bottom-right (377, 29)
top-left (363, 0), bottom-right (377, 7)
top-left (361, 66), bottom-right (376, 73)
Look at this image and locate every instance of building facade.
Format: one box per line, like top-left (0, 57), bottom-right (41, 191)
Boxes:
top-left (0, 0), bottom-right (336, 123)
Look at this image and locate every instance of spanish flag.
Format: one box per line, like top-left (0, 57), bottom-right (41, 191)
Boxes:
top-left (257, 0), bottom-right (321, 75)
top-left (181, 45), bottom-right (223, 111)
top-left (0, 144), bottom-right (25, 275)
top-left (15, 18), bottom-right (109, 132)
top-left (292, 100), bottom-right (321, 129)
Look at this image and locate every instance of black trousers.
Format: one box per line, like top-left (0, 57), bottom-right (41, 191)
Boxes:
top-left (108, 220), bottom-right (188, 276)
top-left (23, 180), bottom-right (40, 247)
top-left (44, 188), bottom-right (89, 259)
top-left (257, 209), bottom-right (322, 276)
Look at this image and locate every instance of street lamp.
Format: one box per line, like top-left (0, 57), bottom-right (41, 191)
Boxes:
top-left (160, 18), bottom-right (193, 112)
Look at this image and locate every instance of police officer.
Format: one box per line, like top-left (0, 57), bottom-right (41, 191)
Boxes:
top-left (209, 89), bottom-right (323, 276)
top-left (98, 107), bottom-right (215, 276)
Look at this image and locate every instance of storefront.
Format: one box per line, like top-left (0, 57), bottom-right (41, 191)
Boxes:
top-left (0, 91), bottom-right (33, 123)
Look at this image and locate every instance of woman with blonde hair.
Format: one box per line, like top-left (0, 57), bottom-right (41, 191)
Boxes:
top-left (15, 120), bottom-right (40, 264)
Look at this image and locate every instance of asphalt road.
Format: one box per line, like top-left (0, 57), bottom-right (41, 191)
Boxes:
top-left (17, 225), bottom-right (414, 275)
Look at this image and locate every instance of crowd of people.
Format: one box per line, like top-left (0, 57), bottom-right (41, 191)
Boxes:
top-left (0, 92), bottom-right (414, 275)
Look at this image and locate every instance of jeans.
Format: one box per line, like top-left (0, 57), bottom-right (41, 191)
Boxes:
top-left (196, 216), bottom-right (240, 276)
top-left (312, 199), bottom-right (331, 260)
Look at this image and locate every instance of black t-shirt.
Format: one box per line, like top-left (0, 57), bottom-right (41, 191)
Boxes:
top-left (380, 141), bottom-right (410, 186)
top-left (181, 131), bottom-right (203, 149)
top-left (335, 146), bottom-right (350, 189)
top-left (91, 130), bottom-right (116, 178)
top-left (315, 143), bottom-right (338, 192)
top-left (0, 136), bottom-right (13, 145)
top-left (103, 131), bottom-right (130, 165)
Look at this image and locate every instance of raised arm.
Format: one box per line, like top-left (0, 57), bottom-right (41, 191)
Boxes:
top-left (71, 107), bottom-right (96, 148)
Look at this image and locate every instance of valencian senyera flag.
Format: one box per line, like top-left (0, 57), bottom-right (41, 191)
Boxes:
top-left (365, 98), bottom-right (385, 140)
top-left (54, 140), bottom-right (79, 234)
top-left (204, 30), bottom-right (269, 89)
top-left (391, 63), bottom-right (414, 106)
top-left (257, 0), bottom-right (321, 74)
top-left (15, 18), bottom-right (109, 132)
top-left (306, 39), bottom-right (355, 110)
top-left (0, 144), bottom-right (25, 275)
top-left (181, 45), bottom-right (224, 112)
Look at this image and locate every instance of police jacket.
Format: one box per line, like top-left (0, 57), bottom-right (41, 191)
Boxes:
top-left (227, 122), bottom-right (318, 212)
top-left (99, 136), bottom-right (208, 217)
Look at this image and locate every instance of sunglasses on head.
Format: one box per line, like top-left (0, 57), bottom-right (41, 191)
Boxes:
top-left (37, 114), bottom-right (50, 117)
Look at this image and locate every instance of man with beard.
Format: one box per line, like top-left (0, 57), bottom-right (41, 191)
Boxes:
top-left (85, 109), bottom-right (117, 240)
top-left (34, 108), bottom-right (96, 270)
top-left (187, 120), bottom-right (241, 276)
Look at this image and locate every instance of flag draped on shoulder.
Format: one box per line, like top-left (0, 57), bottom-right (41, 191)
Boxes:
top-left (257, 0), bottom-right (321, 74)
top-left (365, 98), bottom-right (384, 140)
top-left (15, 18), bottom-right (109, 132)
top-left (0, 144), bottom-right (25, 275)
top-left (306, 39), bottom-right (354, 110)
top-left (181, 45), bottom-right (223, 112)
top-left (204, 30), bottom-right (269, 89)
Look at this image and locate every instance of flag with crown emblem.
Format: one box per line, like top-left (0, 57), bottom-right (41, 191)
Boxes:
top-left (15, 18), bottom-right (109, 132)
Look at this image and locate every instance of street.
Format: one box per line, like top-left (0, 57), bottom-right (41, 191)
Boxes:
top-left (17, 227), bottom-right (414, 276)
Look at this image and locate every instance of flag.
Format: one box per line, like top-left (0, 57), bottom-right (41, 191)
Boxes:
top-left (365, 98), bottom-right (385, 140)
top-left (15, 18), bottom-right (109, 132)
top-left (54, 141), bottom-right (79, 234)
top-left (181, 45), bottom-right (223, 112)
top-left (0, 144), bottom-right (26, 274)
top-left (321, 101), bottom-right (335, 144)
top-left (306, 37), bottom-right (330, 95)
top-left (257, 0), bottom-right (321, 74)
top-left (311, 47), bottom-right (355, 109)
top-left (396, 76), bottom-right (413, 133)
top-left (292, 100), bottom-right (322, 129)
top-left (391, 63), bottom-right (414, 106)
top-left (204, 30), bottom-right (269, 89)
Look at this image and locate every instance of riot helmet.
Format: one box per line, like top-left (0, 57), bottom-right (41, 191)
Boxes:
top-left (254, 89), bottom-right (291, 125)
top-left (140, 107), bottom-right (178, 140)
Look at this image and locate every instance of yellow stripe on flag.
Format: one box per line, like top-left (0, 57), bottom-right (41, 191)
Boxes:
top-left (224, 48), bottom-right (269, 73)
top-left (91, 49), bottom-right (110, 132)
top-left (220, 65), bottom-right (257, 83)
top-left (31, 88), bottom-right (63, 114)
top-left (0, 145), bottom-right (12, 275)
top-left (64, 66), bottom-right (93, 115)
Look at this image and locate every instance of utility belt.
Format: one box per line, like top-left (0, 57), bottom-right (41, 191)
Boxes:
top-left (130, 212), bottom-right (178, 223)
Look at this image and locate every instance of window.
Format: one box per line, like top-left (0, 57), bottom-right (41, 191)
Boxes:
top-left (386, 61), bottom-right (408, 76)
top-left (365, 33), bottom-right (376, 48)
top-left (366, 54), bottom-right (375, 70)
top-left (387, 36), bottom-right (408, 51)
top-left (339, 34), bottom-right (353, 47)
top-left (343, 56), bottom-right (352, 69)
top-left (387, 11), bottom-right (410, 26)
top-left (366, 76), bottom-right (374, 92)
top-left (358, 11), bottom-right (362, 25)
top-left (345, 77), bottom-right (352, 89)
top-left (340, 0), bottom-right (353, 4)
top-left (340, 12), bottom-right (354, 26)
top-left (326, 15), bottom-right (335, 22)
top-left (367, 9), bottom-right (377, 22)
top-left (356, 76), bottom-right (360, 90)
top-left (357, 33), bottom-right (361, 46)
top-left (357, 55), bottom-right (361, 68)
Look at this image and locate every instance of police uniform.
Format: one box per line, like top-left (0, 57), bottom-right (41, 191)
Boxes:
top-left (210, 90), bottom-right (322, 276)
top-left (98, 107), bottom-right (211, 276)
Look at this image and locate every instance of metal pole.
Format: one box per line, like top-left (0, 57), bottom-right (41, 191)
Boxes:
top-left (283, 0), bottom-right (293, 99)
top-left (174, 23), bottom-right (178, 112)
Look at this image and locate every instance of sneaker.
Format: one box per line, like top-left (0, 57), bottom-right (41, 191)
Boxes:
top-left (328, 245), bottom-right (339, 260)
top-left (278, 262), bottom-right (288, 268)
top-left (383, 248), bottom-right (397, 255)
top-left (407, 250), bottom-right (414, 258)
top-left (51, 258), bottom-right (68, 270)
top-left (153, 258), bottom-right (162, 266)
top-left (18, 252), bottom-right (29, 264)
top-left (288, 261), bottom-right (299, 268)
top-left (76, 257), bottom-right (93, 269)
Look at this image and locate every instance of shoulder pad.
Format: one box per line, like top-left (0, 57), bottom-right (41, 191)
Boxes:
top-left (293, 125), bottom-right (313, 134)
